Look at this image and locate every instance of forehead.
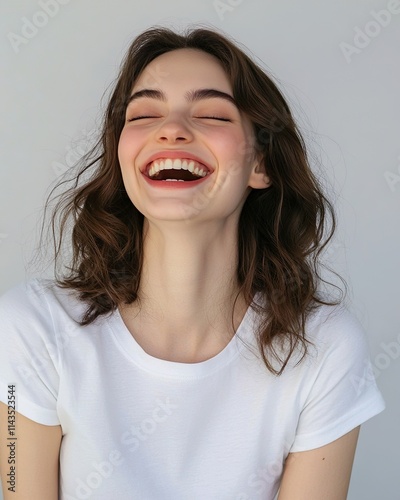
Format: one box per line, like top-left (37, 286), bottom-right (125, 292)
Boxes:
top-left (133, 48), bottom-right (232, 92)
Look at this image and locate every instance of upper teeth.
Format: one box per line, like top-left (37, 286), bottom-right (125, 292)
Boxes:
top-left (148, 158), bottom-right (208, 178)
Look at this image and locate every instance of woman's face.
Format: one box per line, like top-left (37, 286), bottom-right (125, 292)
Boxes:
top-left (118, 48), bottom-right (269, 223)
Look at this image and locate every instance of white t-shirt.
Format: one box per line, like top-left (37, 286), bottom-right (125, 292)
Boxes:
top-left (0, 279), bottom-right (385, 500)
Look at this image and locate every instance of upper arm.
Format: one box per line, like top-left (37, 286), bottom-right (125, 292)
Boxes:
top-left (278, 426), bottom-right (360, 500)
top-left (0, 402), bottom-right (62, 500)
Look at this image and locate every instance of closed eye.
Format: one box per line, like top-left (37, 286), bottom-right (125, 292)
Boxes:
top-left (196, 116), bottom-right (232, 122)
top-left (127, 116), bottom-right (160, 122)
top-left (127, 115), bottom-right (232, 122)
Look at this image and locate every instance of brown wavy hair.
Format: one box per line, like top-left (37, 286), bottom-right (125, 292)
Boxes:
top-left (45, 26), bottom-right (344, 375)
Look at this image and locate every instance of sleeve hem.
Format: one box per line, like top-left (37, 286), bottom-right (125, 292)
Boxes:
top-left (289, 396), bottom-right (386, 453)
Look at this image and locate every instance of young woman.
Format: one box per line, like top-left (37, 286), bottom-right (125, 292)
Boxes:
top-left (0, 27), bottom-right (385, 499)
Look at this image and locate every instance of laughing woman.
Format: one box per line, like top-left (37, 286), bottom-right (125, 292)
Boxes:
top-left (0, 27), bottom-right (385, 499)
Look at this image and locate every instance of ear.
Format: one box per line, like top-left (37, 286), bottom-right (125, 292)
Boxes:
top-left (248, 154), bottom-right (271, 189)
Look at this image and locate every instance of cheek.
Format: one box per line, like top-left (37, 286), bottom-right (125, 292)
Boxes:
top-left (205, 128), bottom-right (247, 157)
top-left (117, 138), bottom-right (124, 165)
top-left (118, 128), bottom-right (143, 168)
top-left (117, 130), bottom-right (129, 163)
top-left (117, 134), bottom-right (138, 193)
top-left (214, 131), bottom-right (255, 169)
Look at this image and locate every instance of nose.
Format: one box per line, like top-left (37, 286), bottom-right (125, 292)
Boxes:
top-left (156, 114), bottom-right (193, 144)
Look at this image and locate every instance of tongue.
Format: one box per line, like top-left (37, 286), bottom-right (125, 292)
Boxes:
top-left (153, 169), bottom-right (200, 181)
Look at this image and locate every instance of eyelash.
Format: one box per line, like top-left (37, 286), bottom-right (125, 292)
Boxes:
top-left (127, 116), bottom-right (157, 122)
top-left (127, 116), bottom-right (232, 122)
top-left (197, 116), bottom-right (232, 122)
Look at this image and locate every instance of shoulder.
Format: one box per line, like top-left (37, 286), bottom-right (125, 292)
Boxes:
top-left (0, 280), bottom-right (72, 425)
top-left (304, 300), bottom-right (371, 363)
top-left (0, 278), bottom-right (85, 322)
top-left (0, 278), bottom-right (55, 308)
top-left (248, 293), bottom-right (371, 373)
top-left (0, 279), bottom-right (53, 327)
top-left (0, 278), bottom-right (88, 351)
top-left (254, 298), bottom-right (372, 373)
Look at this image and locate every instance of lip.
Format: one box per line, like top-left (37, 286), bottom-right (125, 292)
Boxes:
top-left (141, 150), bottom-right (214, 177)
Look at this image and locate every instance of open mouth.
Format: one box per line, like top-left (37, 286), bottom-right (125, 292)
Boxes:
top-left (145, 158), bottom-right (211, 182)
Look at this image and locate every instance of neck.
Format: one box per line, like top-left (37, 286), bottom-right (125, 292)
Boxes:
top-left (120, 218), bottom-right (248, 361)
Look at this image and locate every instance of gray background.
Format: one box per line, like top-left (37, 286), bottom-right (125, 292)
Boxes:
top-left (1, 1), bottom-right (399, 498)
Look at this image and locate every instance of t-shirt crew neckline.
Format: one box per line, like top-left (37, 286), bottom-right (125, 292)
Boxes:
top-left (107, 301), bottom-right (256, 379)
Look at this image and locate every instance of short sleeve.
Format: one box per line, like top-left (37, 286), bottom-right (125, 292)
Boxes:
top-left (290, 304), bottom-right (385, 452)
top-left (0, 280), bottom-right (60, 425)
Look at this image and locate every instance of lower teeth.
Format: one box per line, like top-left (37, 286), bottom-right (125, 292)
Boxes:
top-left (163, 179), bottom-right (185, 182)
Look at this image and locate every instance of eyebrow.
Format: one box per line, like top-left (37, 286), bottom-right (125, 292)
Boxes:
top-left (125, 88), bottom-right (237, 107)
